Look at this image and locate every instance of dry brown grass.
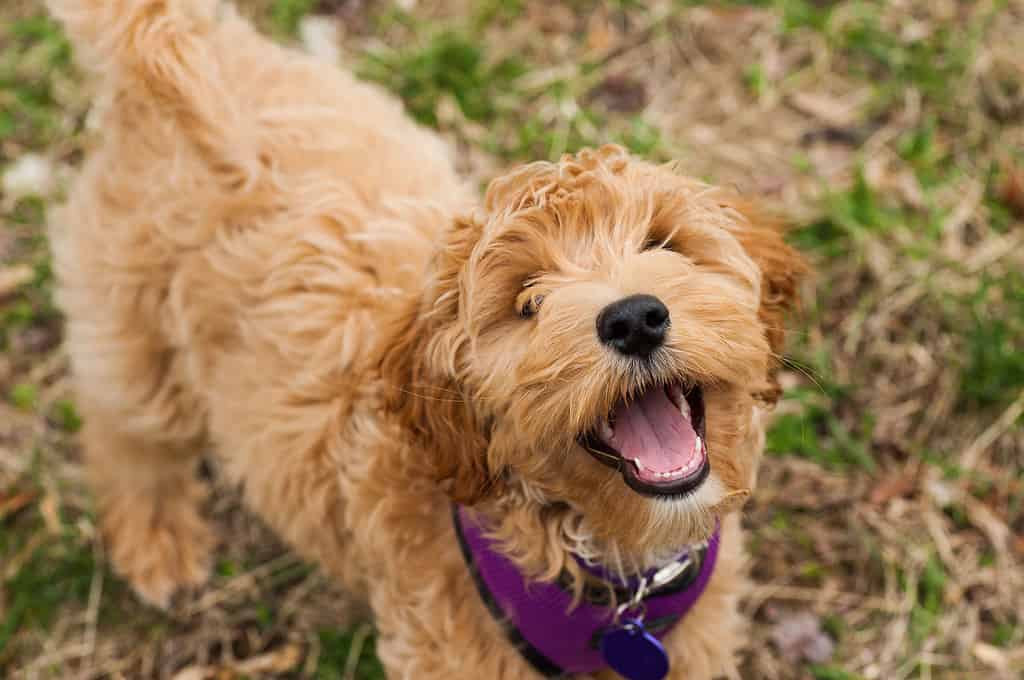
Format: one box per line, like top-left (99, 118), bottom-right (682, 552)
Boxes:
top-left (2, 0), bottom-right (1023, 678)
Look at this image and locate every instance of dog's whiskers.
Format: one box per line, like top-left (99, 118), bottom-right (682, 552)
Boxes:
top-left (767, 354), bottom-right (828, 396)
top-left (581, 444), bottom-right (622, 466)
top-left (396, 385), bottom-right (504, 404)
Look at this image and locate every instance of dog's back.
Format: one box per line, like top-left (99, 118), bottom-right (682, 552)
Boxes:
top-left (48, 0), bottom-right (468, 606)
top-left (50, 0), bottom-right (470, 417)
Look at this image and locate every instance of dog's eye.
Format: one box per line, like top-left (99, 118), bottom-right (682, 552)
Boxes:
top-left (519, 293), bottom-right (544, 319)
top-left (516, 279), bottom-right (546, 319)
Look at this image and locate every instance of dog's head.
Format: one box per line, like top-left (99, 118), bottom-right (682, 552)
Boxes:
top-left (383, 145), bottom-right (806, 556)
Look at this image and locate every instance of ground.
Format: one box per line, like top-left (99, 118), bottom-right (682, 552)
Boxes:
top-left (1, 0), bottom-right (1023, 678)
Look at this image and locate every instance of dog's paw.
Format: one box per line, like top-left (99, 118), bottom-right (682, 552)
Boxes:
top-left (102, 495), bottom-right (215, 609)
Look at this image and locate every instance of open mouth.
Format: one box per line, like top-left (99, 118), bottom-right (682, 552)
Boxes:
top-left (579, 383), bottom-right (709, 498)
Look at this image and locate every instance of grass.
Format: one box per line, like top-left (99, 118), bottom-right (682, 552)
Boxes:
top-left (810, 666), bottom-right (865, 680)
top-left (766, 386), bottom-right (876, 471)
top-left (960, 271), bottom-right (1024, 409)
top-left (316, 627), bottom-right (386, 680)
top-left (1, 0), bottom-right (1023, 677)
top-left (359, 29), bottom-right (527, 128)
top-left (0, 519), bottom-right (97, 659)
top-left (0, 15), bottom-right (71, 147)
top-left (268, 0), bottom-right (317, 36)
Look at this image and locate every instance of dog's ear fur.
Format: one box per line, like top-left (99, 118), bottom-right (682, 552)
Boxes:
top-left (721, 198), bottom-right (809, 403)
top-left (483, 145), bottom-right (631, 215)
top-left (379, 216), bottom-right (499, 505)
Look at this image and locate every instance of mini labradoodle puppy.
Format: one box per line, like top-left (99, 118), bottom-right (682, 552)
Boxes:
top-left (49, 1), bottom-right (807, 677)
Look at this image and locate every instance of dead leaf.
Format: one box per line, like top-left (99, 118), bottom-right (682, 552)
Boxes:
top-left (40, 490), bottom-right (63, 534)
top-left (893, 169), bottom-right (927, 209)
top-left (3, 531), bottom-right (47, 580)
top-left (869, 470), bottom-right (917, 506)
top-left (526, 2), bottom-right (576, 34)
top-left (591, 74), bottom-right (648, 113)
top-left (789, 91), bottom-right (860, 128)
top-left (586, 11), bottom-right (618, 54)
top-left (169, 644), bottom-right (303, 680)
top-left (973, 642), bottom-right (1009, 671)
top-left (0, 225), bottom-right (13, 256)
top-left (171, 667), bottom-right (210, 680)
top-left (965, 498), bottom-right (1011, 554)
top-left (998, 158), bottom-right (1024, 219)
top-left (980, 55), bottom-right (1024, 122)
top-left (319, 0), bottom-right (370, 31)
top-left (234, 643), bottom-right (304, 673)
top-left (0, 489), bottom-right (38, 521)
top-left (0, 265), bottom-right (34, 299)
top-left (12, 321), bottom-right (62, 355)
top-left (924, 477), bottom-right (960, 508)
top-left (770, 610), bottom-right (835, 664)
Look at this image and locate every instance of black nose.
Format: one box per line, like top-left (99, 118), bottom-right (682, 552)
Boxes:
top-left (596, 294), bottom-right (670, 357)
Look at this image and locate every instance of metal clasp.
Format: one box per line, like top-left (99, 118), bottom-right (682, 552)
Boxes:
top-left (614, 576), bottom-right (650, 624)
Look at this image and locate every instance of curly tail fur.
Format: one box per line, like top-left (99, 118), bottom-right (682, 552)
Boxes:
top-left (48, 0), bottom-right (220, 77)
top-left (48, 0), bottom-right (269, 186)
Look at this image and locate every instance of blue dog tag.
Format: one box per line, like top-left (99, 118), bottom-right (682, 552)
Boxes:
top-left (599, 619), bottom-right (670, 680)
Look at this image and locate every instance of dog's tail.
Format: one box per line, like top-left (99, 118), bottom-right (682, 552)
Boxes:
top-left (48, 0), bottom-right (222, 78)
top-left (49, 0), bottom-right (265, 185)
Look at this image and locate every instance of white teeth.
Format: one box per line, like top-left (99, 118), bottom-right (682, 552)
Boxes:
top-left (667, 383), bottom-right (684, 407)
top-left (653, 466), bottom-right (689, 480)
top-left (632, 437), bottom-right (707, 482)
top-left (679, 396), bottom-right (691, 420)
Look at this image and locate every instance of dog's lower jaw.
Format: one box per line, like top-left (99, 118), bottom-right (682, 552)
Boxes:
top-left (482, 471), bottom-right (728, 582)
top-left (588, 476), bottom-right (725, 572)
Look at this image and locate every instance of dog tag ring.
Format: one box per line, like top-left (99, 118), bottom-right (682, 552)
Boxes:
top-left (599, 618), bottom-right (670, 680)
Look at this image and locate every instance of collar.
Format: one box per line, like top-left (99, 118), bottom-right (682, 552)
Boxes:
top-left (453, 504), bottom-right (720, 678)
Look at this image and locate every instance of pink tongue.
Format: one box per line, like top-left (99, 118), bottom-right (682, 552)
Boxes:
top-left (609, 387), bottom-right (697, 475)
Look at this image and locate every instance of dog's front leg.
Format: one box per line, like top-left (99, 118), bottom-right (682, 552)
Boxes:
top-left (371, 581), bottom-right (550, 679)
top-left (652, 514), bottom-right (748, 680)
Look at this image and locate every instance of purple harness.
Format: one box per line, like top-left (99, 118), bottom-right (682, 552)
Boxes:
top-left (453, 505), bottom-right (720, 679)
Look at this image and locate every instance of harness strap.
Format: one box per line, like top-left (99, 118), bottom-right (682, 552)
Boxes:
top-left (453, 505), bottom-right (720, 677)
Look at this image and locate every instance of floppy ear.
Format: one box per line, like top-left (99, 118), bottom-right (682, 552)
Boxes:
top-left (378, 215), bottom-right (500, 505)
top-left (721, 198), bottom-right (810, 404)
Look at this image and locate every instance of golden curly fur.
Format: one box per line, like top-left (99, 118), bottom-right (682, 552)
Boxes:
top-left (47, 1), bottom-right (807, 677)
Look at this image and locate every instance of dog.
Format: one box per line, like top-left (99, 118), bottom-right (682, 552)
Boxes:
top-left (47, 1), bottom-right (807, 677)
